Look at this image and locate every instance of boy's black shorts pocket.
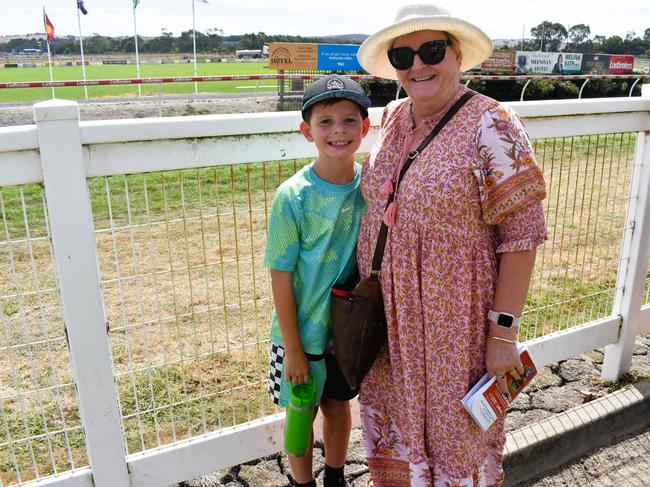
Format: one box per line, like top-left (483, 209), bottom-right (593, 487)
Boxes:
top-left (323, 353), bottom-right (359, 401)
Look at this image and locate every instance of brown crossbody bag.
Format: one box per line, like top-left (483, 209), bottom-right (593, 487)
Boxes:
top-left (330, 91), bottom-right (477, 390)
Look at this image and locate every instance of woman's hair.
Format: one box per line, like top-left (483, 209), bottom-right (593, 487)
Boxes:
top-left (446, 33), bottom-right (461, 54)
top-left (558, 54), bottom-right (563, 62)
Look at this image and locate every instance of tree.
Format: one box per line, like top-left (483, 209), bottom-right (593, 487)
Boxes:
top-left (143, 32), bottom-right (175, 53)
top-left (530, 21), bottom-right (567, 52)
top-left (206, 28), bottom-right (223, 52)
top-left (644, 28), bottom-right (650, 42)
top-left (177, 30), bottom-right (208, 53)
top-left (85, 34), bottom-right (111, 54)
top-left (602, 35), bottom-right (624, 54)
top-left (239, 32), bottom-right (269, 50)
top-left (568, 24), bottom-right (590, 45)
top-left (118, 36), bottom-right (142, 53)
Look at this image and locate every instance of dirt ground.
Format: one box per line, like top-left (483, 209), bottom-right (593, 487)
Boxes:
top-left (0, 93), bottom-right (282, 127)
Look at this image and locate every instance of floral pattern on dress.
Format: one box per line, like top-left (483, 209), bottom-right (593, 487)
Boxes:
top-left (472, 106), bottom-right (546, 225)
top-left (357, 86), bottom-right (547, 486)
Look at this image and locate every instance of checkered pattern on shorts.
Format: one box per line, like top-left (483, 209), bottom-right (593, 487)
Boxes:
top-left (268, 342), bottom-right (285, 405)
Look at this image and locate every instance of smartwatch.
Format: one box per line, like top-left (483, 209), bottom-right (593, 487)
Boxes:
top-left (488, 310), bottom-right (521, 329)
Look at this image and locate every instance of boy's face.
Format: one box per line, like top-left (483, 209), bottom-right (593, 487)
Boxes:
top-left (300, 100), bottom-right (370, 163)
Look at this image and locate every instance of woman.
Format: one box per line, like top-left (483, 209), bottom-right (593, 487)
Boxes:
top-left (552, 54), bottom-right (564, 74)
top-left (355, 4), bottom-right (547, 486)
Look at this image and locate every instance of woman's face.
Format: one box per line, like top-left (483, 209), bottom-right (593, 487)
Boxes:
top-left (392, 30), bottom-right (462, 109)
top-left (558, 54), bottom-right (563, 63)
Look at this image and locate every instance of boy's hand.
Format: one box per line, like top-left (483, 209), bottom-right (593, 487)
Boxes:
top-left (269, 269), bottom-right (310, 384)
top-left (284, 350), bottom-right (310, 384)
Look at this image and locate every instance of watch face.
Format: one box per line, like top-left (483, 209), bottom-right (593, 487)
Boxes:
top-left (497, 313), bottom-right (514, 328)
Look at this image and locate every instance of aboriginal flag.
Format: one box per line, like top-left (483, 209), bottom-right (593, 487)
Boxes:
top-left (43, 10), bottom-right (54, 43)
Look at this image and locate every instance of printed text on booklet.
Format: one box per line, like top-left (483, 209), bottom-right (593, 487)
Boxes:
top-left (461, 347), bottom-right (537, 431)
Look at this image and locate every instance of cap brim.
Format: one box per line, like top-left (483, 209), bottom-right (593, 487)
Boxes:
top-left (357, 16), bottom-right (493, 79)
top-left (302, 90), bottom-right (371, 113)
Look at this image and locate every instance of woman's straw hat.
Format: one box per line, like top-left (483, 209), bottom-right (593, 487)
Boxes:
top-left (357, 4), bottom-right (493, 79)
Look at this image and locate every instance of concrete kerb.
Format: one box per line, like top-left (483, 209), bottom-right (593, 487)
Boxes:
top-left (503, 379), bottom-right (650, 486)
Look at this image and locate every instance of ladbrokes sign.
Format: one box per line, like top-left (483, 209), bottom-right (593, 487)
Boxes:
top-left (608, 55), bottom-right (634, 74)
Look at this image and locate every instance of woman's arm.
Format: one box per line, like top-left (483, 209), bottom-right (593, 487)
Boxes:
top-left (270, 269), bottom-right (310, 384)
top-left (485, 249), bottom-right (537, 393)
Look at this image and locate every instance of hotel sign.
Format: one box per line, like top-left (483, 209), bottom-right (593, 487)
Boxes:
top-left (269, 43), bottom-right (361, 71)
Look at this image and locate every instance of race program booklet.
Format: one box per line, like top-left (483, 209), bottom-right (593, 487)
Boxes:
top-left (461, 347), bottom-right (537, 431)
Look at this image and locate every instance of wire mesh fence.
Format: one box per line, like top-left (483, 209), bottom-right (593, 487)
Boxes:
top-left (0, 128), bottom-right (646, 482)
top-left (0, 187), bottom-right (87, 486)
top-left (522, 132), bottom-right (638, 341)
top-left (89, 160), bottom-right (310, 455)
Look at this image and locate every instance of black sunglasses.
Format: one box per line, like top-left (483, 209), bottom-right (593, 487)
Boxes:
top-left (387, 39), bottom-right (451, 70)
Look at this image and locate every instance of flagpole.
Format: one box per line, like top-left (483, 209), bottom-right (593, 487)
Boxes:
top-left (45, 40), bottom-right (55, 98)
top-left (192, 0), bottom-right (198, 94)
top-left (76, 2), bottom-right (88, 99)
top-left (43, 6), bottom-right (55, 98)
top-left (132, 1), bottom-right (142, 96)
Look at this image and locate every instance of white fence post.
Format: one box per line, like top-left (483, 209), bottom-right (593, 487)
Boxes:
top-left (33, 100), bottom-right (130, 487)
top-left (602, 127), bottom-right (650, 381)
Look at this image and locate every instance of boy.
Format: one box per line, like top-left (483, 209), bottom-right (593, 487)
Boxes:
top-left (265, 75), bottom-right (371, 487)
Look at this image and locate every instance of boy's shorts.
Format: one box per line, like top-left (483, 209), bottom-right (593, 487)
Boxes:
top-left (268, 342), bottom-right (359, 408)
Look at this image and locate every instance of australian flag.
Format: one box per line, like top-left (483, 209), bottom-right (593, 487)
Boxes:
top-left (77, 0), bottom-right (88, 15)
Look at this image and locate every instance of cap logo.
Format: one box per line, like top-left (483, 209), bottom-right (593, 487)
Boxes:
top-left (326, 78), bottom-right (345, 90)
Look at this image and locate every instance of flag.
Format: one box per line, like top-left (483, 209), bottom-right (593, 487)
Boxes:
top-left (77, 0), bottom-right (88, 15)
top-left (44, 11), bottom-right (55, 43)
top-left (133, 0), bottom-right (140, 8)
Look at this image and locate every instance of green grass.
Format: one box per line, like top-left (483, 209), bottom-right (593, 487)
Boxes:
top-left (0, 61), bottom-right (277, 102)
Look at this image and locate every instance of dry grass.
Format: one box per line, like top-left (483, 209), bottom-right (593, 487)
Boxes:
top-left (1, 134), bottom-right (649, 484)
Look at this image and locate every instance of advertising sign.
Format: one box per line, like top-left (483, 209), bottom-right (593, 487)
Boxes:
top-left (480, 50), bottom-right (515, 73)
top-left (268, 43), bottom-right (318, 70)
top-left (634, 56), bottom-right (650, 73)
top-left (514, 52), bottom-right (582, 74)
top-left (558, 53), bottom-right (583, 74)
top-left (269, 42), bottom-right (361, 71)
top-left (317, 44), bottom-right (361, 71)
top-left (580, 54), bottom-right (610, 74)
top-left (608, 55), bottom-right (634, 74)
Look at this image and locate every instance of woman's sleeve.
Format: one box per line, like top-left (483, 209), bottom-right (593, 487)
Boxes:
top-left (496, 202), bottom-right (547, 253)
top-left (472, 103), bottom-right (548, 252)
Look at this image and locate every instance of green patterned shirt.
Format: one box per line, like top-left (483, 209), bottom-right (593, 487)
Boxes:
top-left (264, 162), bottom-right (364, 354)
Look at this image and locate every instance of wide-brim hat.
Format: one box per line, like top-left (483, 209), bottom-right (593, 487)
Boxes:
top-left (357, 4), bottom-right (493, 79)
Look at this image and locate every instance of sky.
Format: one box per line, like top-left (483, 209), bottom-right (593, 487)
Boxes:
top-left (1, 0), bottom-right (648, 41)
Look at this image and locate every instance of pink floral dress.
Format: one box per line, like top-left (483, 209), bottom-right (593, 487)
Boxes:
top-left (357, 87), bottom-right (547, 487)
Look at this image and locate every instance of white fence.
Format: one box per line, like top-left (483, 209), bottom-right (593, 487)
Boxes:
top-left (0, 95), bottom-right (649, 487)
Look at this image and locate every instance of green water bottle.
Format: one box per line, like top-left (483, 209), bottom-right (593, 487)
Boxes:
top-left (284, 377), bottom-right (316, 457)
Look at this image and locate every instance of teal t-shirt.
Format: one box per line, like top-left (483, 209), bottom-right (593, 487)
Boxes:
top-left (264, 162), bottom-right (365, 354)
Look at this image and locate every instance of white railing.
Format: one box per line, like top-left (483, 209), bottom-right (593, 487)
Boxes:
top-left (0, 95), bottom-right (649, 487)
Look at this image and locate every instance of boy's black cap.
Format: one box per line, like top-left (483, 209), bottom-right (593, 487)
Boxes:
top-left (301, 75), bottom-right (371, 120)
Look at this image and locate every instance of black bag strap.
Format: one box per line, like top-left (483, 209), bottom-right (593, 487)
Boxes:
top-left (370, 90), bottom-right (477, 274)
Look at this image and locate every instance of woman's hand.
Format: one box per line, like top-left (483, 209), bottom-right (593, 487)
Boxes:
top-left (485, 339), bottom-right (524, 397)
top-left (284, 350), bottom-right (310, 385)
